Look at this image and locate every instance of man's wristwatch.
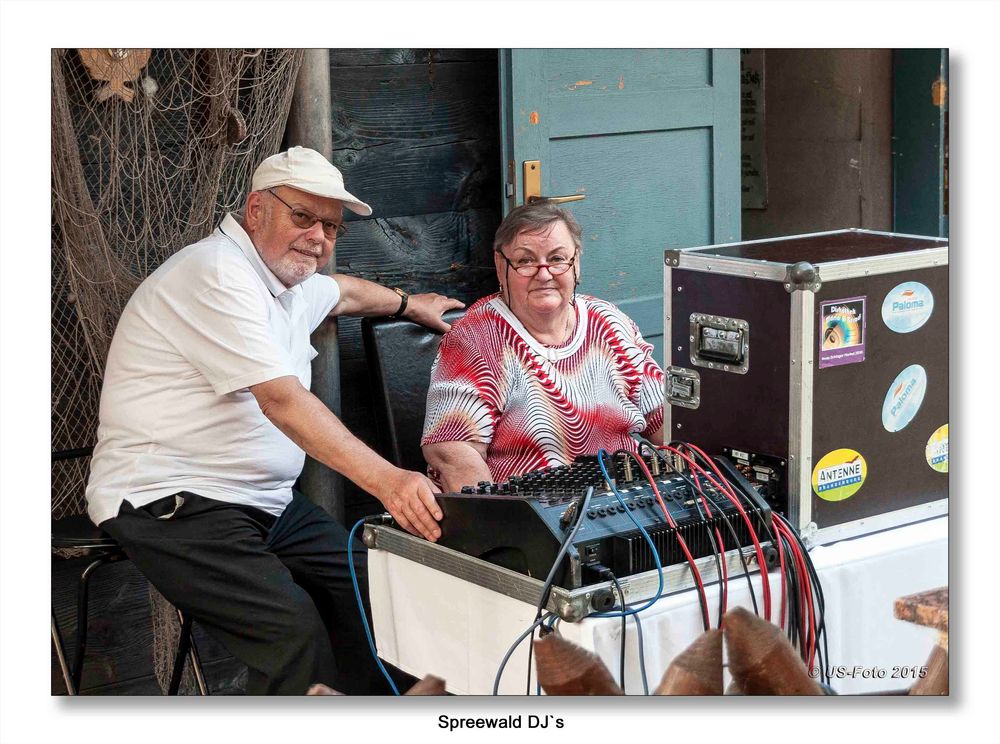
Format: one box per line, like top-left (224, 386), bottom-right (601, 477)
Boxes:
top-left (390, 287), bottom-right (409, 318)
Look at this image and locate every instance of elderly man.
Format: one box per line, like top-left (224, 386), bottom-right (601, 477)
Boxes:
top-left (85, 147), bottom-right (459, 694)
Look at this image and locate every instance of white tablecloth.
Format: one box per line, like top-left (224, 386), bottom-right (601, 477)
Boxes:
top-left (369, 516), bottom-right (947, 694)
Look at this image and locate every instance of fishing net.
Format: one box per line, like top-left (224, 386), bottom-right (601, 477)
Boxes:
top-left (51, 48), bottom-right (303, 691)
top-left (51, 47), bottom-right (302, 515)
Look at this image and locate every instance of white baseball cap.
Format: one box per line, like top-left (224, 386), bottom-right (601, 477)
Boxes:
top-left (251, 146), bottom-right (372, 216)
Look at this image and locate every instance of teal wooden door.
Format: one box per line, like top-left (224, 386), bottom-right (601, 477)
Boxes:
top-left (499, 49), bottom-right (741, 363)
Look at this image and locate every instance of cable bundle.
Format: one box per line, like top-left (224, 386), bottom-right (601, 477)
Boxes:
top-left (770, 511), bottom-right (829, 684)
top-left (659, 439), bottom-right (828, 685)
top-left (348, 437), bottom-right (830, 694)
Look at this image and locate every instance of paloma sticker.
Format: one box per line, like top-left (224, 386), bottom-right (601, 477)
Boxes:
top-left (812, 449), bottom-right (868, 502)
top-left (882, 281), bottom-right (934, 333)
top-left (881, 364), bottom-right (928, 432)
top-left (925, 424), bottom-right (948, 473)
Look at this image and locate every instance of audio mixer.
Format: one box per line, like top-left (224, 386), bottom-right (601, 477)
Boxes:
top-left (417, 452), bottom-right (773, 589)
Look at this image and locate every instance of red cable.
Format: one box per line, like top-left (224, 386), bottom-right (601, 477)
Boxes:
top-left (677, 441), bottom-right (776, 622)
top-left (662, 443), bottom-right (820, 670)
top-left (773, 518), bottom-right (788, 630)
top-left (624, 452), bottom-right (712, 630)
top-left (774, 516), bottom-right (816, 671)
top-left (792, 530), bottom-right (814, 667)
top-left (660, 444), bottom-right (772, 620)
top-left (774, 520), bottom-right (805, 652)
top-left (682, 461), bottom-right (730, 620)
top-left (793, 529), bottom-right (816, 669)
top-left (662, 443), bottom-right (760, 619)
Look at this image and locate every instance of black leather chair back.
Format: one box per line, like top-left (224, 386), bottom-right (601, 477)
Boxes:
top-left (361, 310), bottom-right (465, 472)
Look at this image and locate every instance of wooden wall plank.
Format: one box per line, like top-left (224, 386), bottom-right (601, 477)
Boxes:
top-left (327, 50), bottom-right (502, 520)
top-left (329, 49), bottom-right (496, 67)
top-left (328, 61), bottom-right (499, 218)
top-left (332, 139), bottom-right (497, 219)
top-left (330, 61), bottom-right (497, 149)
top-left (334, 208), bottom-right (497, 289)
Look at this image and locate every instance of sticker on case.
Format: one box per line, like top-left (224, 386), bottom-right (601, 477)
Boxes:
top-left (882, 281), bottom-right (934, 333)
top-left (812, 448), bottom-right (868, 502)
top-left (882, 364), bottom-right (927, 432)
top-left (925, 424), bottom-right (949, 473)
top-left (819, 297), bottom-right (866, 369)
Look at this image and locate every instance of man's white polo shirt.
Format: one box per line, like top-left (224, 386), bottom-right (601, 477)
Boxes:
top-left (86, 214), bottom-right (341, 525)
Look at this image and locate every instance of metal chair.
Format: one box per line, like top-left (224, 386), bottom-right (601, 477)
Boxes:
top-left (51, 448), bottom-right (207, 695)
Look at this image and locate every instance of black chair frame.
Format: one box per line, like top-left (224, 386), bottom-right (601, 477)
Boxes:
top-left (51, 448), bottom-right (207, 695)
top-left (361, 309), bottom-right (465, 472)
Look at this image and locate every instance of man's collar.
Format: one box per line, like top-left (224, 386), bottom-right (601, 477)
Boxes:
top-left (219, 213), bottom-right (298, 300)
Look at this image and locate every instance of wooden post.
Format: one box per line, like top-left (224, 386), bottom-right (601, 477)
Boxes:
top-left (286, 49), bottom-right (344, 521)
top-left (655, 629), bottom-right (724, 695)
top-left (894, 587), bottom-right (949, 695)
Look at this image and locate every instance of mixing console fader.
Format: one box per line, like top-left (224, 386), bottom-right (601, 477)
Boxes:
top-left (418, 453), bottom-right (772, 589)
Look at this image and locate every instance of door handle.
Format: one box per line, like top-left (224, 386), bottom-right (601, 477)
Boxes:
top-left (523, 160), bottom-right (586, 205)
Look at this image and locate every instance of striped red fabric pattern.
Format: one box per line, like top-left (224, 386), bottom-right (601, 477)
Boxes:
top-left (422, 293), bottom-right (665, 483)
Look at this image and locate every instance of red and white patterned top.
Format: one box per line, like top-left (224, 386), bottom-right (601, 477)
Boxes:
top-left (421, 293), bottom-right (665, 484)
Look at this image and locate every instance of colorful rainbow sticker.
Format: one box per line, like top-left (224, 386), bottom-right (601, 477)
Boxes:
top-left (881, 364), bottom-right (928, 432)
top-left (823, 311), bottom-right (862, 347)
top-left (925, 424), bottom-right (948, 473)
top-left (819, 297), bottom-right (866, 369)
top-left (882, 281), bottom-right (934, 333)
top-left (812, 448), bottom-right (868, 502)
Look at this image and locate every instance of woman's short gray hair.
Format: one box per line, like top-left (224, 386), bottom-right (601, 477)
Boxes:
top-left (493, 201), bottom-right (583, 255)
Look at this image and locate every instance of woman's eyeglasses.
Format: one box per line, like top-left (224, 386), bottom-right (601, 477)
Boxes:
top-left (499, 251), bottom-right (577, 277)
top-left (267, 189), bottom-right (347, 240)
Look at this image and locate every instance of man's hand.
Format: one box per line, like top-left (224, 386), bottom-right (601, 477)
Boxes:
top-left (404, 293), bottom-right (465, 333)
top-left (330, 276), bottom-right (464, 332)
top-left (375, 467), bottom-right (444, 542)
top-left (250, 376), bottom-right (443, 541)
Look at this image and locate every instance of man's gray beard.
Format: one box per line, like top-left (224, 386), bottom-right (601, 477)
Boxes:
top-left (266, 252), bottom-right (318, 288)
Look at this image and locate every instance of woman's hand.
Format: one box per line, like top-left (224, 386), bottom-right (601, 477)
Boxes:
top-left (423, 440), bottom-right (491, 493)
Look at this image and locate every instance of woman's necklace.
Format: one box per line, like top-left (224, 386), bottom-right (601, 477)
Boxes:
top-left (541, 305), bottom-right (576, 361)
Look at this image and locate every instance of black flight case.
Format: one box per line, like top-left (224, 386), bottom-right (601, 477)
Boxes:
top-left (663, 229), bottom-right (948, 546)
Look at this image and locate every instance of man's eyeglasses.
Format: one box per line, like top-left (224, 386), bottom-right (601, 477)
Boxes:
top-left (266, 189), bottom-right (347, 240)
top-left (499, 251), bottom-right (577, 277)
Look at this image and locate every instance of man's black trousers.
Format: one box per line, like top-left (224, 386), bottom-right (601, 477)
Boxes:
top-left (102, 491), bottom-right (385, 695)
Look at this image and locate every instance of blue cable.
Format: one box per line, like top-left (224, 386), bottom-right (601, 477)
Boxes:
top-left (535, 614), bottom-right (560, 695)
top-left (590, 449), bottom-right (665, 618)
top-left (521, 486), bottom-right (595, 694)
top-left (492, 612), bottom-right (555, 695)
top-left (351, 451), bottom-right (662, 695)
top-left (633, 612), bottom-right (649, 695)
top-left (348, 518), bottom-right (400, 696)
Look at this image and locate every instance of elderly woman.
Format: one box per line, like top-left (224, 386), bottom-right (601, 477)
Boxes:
top-left (421, 202), bottom-right (665, 492)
